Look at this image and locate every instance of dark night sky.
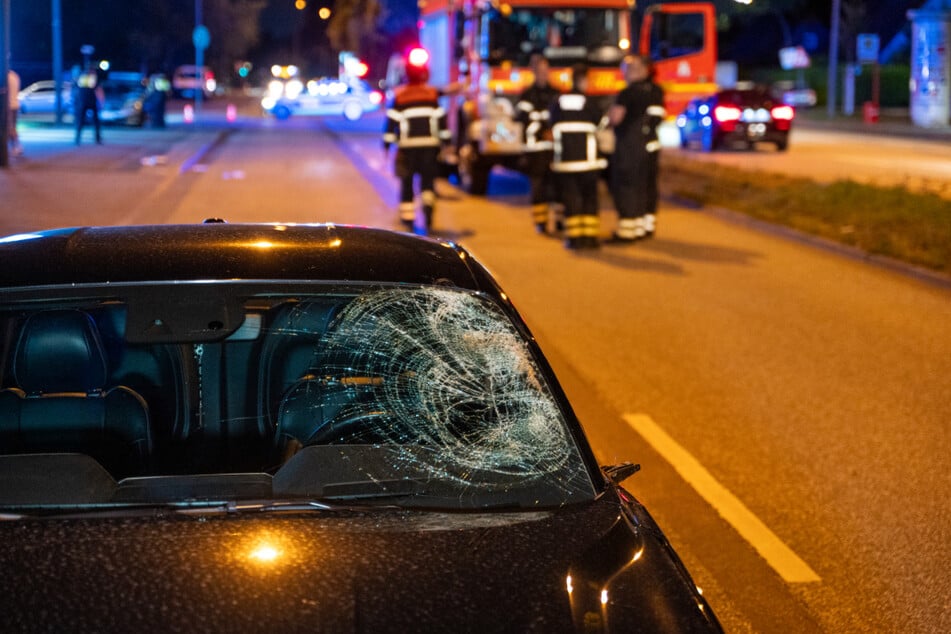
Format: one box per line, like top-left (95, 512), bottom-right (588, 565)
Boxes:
top-left (7, 1), bottom-right (924, 83)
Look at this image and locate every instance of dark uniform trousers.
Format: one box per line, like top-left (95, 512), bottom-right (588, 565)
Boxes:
top-left (549, 92), bottom-right (608, 249)
top-left (384, 83), bottom-right (450, 231)
top-left (516, 85), bottom-right (559, 232)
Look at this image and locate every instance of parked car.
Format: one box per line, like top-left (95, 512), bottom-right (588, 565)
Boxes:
top-left (262, 77), bottom-right (384, 121)
top-left (676, 85), bottom-right (795, 152)
top-left (172, 64), bottom-right (217, 98)
top-left (0, 222), bottom-right (721, 633)
top-left (16, 80), bottom-right (72, 114)
top-left (98, 71), bottom-right (148, 126)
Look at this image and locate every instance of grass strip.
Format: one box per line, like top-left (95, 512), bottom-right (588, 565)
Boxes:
top-left (659, 154), bottom-right (951, 276)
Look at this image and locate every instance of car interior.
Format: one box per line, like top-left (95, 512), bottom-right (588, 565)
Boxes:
top-left (0, 287), bottom-right (592, 507)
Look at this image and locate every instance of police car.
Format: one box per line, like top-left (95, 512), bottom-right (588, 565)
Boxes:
top-left (261, 77), bottom-right (384, 121)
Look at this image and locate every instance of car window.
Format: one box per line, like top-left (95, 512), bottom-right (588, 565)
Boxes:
top-left (0, 283), bottom-right (594, 510)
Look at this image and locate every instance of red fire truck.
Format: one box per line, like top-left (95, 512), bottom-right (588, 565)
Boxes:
top-left (637, 2), bottom-right (718, 121)
top-left (415, 0), bottom-right (717, 194)
top-left (418, 0), bottom-right (633, 194)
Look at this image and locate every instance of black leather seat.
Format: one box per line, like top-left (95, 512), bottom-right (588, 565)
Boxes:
top-left (0, 310), bottom-right (153, 476)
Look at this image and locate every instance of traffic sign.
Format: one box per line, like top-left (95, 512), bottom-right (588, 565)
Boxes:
top-left (857, 34), bottom-right (880, 64)
top-left (193, 25), bottom-right (211, 51)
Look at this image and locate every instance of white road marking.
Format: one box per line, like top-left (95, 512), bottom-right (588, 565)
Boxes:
top-left (623, 413), bottom-right (821, 584)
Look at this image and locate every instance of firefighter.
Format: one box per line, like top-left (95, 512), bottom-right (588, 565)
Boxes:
top-left (608, 54), bottom-right (666, 242)
top-left (549, 64), bottom-right (607, 250)
top-left (382, 49), bottom-right (450, 233)
top-left (515, 54), bottom-right (559, 234)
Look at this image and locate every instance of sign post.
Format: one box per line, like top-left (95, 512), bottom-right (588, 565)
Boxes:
top-left (857, 33), bottom-right (880, 123)
top-left (193, 0), bottom-right (210, 122)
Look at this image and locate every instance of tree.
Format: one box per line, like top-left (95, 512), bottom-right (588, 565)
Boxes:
top-left (327, 0), bottom-right (383, 55)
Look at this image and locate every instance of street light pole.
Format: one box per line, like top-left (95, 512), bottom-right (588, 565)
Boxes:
top-left (1, 0), bottom-right (10, 168)
top-left (827, 0), bottom-right (841, 118)
top-left (195, 0), bottom-right (204, 122)
top-left (52, 0), bottom-right (63, 125)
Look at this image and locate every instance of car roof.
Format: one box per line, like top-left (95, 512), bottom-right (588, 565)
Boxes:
top-left (0, 223), bottom-right (496, 292)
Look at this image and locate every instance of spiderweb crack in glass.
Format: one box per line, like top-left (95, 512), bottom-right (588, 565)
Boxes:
top-left (285, 288), bottom-right (580, 485)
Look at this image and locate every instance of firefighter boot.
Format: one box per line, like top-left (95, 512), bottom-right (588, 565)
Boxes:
top-left (532, 203), bottom-right (549, 234)
top-left (398, 202), bottom-right (415, 231)
top-left (643, 213), bottom-right (656, 239)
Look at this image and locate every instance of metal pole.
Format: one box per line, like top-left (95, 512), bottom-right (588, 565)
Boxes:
top-left (827, 0), bottom-right (841, 118)
top-left (1, 0), bottom-right (10, 168)
top-left (195, 0), bottom-right (203, 122)
top-left (52, 0), bottom-right (63, 124)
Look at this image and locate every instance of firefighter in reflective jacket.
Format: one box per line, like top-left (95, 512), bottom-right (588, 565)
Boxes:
top-left (383, 51), bottom-right (450, 233)
top-left (608, 54), bottom-right (666, 242)
top-left (549, 65), bottom-right (607, 250)
top-left (515, 54), bottom-right (560, 233)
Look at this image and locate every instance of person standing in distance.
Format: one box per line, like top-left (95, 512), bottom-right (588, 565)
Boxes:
top-left (382, 50), bottom-right (450, 234)
top-left (74, 63), bottom-right (104, 145)
top-left (7, 68), bottom-right (23, 157)
top-left (515, 54), bottom-right (559, 234)
top-left (549, 64), bottom-right (607, 250)
top-left (608, 54), bottom-right (665, 242)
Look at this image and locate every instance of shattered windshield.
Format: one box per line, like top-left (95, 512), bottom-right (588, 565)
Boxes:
top-left (481, 8), bottom-right (625, 67)
top-left (0, 284), bottom-right (594, 511)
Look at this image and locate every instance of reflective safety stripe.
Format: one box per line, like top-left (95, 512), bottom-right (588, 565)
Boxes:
top-left (517, 101), bottom-right (534, 112)
top-left (646, 105), bottom-right (667, 117)
top-left (617, 217), bottom-right (646, 239)
top-left (558, 94), bottom-right (586, 111)
top-left (551, 159), bottom-right (607, 172)
top-left (398, 203), bottom-right (415, 221)
top-left (421, 190), bottom-right (436, 206)
top-left (382, 133), bottom-right (397, 144)
top-left (644, 214), bottom-right (656, 232)
top-left (529, 110), bottom-right (550, 121)
top-left (552, 121), bottom-right (606, 171)
top-left (646, 140), bottom-right (662, 153)
top-left (564, 216), bottom-right (585, 238)
top-left (580, 214), bottom-right (600, 237)
top-left (532, 203), bottom-right (549, 223)
top-left (397, 137), bottom-right (441, 148)
top-left (391, 105), bottom-right (446, 148)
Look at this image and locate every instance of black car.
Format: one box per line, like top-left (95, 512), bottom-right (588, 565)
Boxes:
top-left (677, 86), bottom-right (794, 152)
top-left (0, 223), bottom-right (721, 633)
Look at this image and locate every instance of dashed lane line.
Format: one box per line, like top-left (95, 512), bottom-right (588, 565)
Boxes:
top-left (623, 413), bottom-right (821, 584)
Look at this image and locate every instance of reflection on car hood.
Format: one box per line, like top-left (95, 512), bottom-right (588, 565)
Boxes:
top-left (0, 495), bottom-right (719, 633)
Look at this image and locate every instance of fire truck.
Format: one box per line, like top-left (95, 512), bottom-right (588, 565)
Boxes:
top-left (417, 0), bottom-right (633, 194)
top-left (637, 2), bottom-right (718, 122)
top-left (416, 0), bottom-right (717, 194)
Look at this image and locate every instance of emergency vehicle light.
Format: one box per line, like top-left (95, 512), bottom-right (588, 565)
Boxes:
top-left (408, 47), bottom-right (430, 68)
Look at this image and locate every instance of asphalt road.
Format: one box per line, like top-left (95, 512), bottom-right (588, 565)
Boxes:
top-left (3, 106), bottom-right (951, 633)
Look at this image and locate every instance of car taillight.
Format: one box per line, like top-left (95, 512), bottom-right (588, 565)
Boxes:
top-left (771, 105), bottom-right (795, 121)
top-left (713, 105), bottom-right (742, 123)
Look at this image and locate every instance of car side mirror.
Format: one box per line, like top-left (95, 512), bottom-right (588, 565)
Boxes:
top-left (601, 462), bottom-right (641, 483)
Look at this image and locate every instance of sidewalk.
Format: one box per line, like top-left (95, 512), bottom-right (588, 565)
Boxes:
top-left (794, 106), bottom-right (951, 142)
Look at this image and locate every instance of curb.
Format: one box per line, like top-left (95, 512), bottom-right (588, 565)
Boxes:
top-left (668, 196), bottom-right (951, 291)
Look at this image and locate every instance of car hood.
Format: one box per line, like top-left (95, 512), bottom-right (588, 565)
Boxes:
top-left (0, 494), bottom-right (718, 633)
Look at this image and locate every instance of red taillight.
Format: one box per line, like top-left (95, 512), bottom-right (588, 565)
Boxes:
top-left (713, 105), bottom-right (742, 123)
top-left (771, 105), bottom-right (795, 121)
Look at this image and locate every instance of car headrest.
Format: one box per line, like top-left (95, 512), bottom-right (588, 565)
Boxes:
top-left (14, 310), bottom-right (108, 394)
